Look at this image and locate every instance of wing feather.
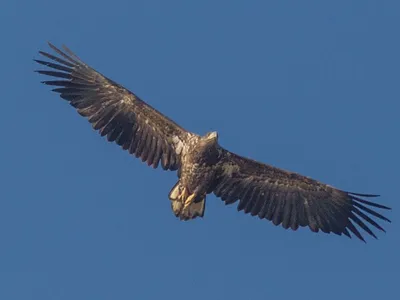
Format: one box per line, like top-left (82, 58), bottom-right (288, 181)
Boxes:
top-left (214, 148), bottom-right (391, 241)
top-left (35, 43), bottom-right (192, 170)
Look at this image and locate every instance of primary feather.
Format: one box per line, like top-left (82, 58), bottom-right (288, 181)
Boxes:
top-left (36, 42), bottom-right (189, 170)
top-left (213, 149), bottom-right (390, 242)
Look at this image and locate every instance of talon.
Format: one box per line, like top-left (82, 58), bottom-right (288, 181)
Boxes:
top-left (183, 193), bottom-right (196, 211)
top-left (180, 187), bottom-right (188, 201)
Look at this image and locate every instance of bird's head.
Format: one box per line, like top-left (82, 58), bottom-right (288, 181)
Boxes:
top-left (199, 131), bottom-right (220, 164)
top-left (205, 131), bottom-right (219, 142)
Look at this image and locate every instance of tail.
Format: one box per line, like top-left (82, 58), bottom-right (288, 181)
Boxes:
top-left (169, 182), bottom-right (206, 221)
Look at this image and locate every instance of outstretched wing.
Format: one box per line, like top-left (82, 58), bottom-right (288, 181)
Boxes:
top-left (213, 148), bottom-right (391, 242)
top-left (35, 43), bottom-right (192, 170)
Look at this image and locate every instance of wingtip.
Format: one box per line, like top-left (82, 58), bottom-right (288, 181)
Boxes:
top-left (347, 191), bottom-right (381, 198)
top-left (38, 50), bottom-right (48, 57)
top-left (47, 41), bottom-right (60, 53)
top-left (358, 234), bottom-right (367, 243)
top-left (33, 59), bottom-right (41, 67)
top-left (371, 233), bottom-right (379, 241)
top-left (351, 195), bottom-right (392, 211)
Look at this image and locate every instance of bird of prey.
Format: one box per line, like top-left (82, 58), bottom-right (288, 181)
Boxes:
top-left (35, 42), bottom-right (391, 242)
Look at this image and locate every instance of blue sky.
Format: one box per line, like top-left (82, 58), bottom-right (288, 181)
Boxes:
top-left (1, 0), bottom-right (399, 299)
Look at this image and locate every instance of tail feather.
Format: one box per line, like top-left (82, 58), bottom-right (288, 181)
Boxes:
top-left (169, 182), bottom-right (181, 201)
top-left (169, 182), bottom-right (206, 220)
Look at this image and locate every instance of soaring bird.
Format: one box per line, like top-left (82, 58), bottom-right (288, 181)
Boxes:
top-left (35, 42), bottom-right (391, 242)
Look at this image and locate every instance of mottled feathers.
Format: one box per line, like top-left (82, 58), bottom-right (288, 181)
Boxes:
top-left (35, 43), bottom-right (391, 242)
top-left (35, 42), bottom-right (189, 171)
top-left (214, 149), bottom-right (391, 242)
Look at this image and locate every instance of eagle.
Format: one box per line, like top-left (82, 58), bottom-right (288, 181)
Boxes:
top-left (35, 42), bottom-right (391, 242)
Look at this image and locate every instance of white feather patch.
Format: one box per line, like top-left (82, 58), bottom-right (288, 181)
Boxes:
top-left (222, 163), bottom-right (240, 177)
top-left (172, 135), bottom-right (184, 155)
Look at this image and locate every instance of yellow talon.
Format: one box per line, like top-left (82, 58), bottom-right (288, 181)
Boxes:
top-left (180, 187), bottom-right (188, 201)
top-left (183, 193), bottom-right (196, 211)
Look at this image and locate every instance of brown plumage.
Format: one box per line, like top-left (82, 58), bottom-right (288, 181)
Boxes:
top-left (35, 42), bottom-right (391, 242)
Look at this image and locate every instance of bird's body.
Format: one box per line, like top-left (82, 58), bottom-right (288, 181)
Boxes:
top-left (169, 132), bottom-right (221, 219)
top-left (35, 42), bottom-right (392, 242)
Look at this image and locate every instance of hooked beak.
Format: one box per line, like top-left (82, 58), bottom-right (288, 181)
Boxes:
top-left (207, 131), bottom-right (218, 140)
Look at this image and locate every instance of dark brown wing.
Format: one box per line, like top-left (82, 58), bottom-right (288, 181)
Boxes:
top-left (35, 42), bottom-right (193, 170)
top-left (213, 148), bottom-right (391, 242)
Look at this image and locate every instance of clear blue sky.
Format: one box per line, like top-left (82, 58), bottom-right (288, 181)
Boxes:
top-left (1, 1), bottom-right (399, 299)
